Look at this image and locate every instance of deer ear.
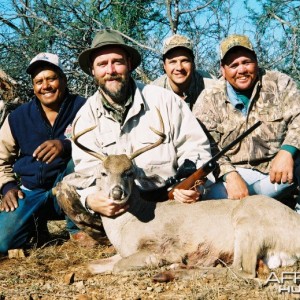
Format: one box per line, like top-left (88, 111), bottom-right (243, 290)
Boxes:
top-left (135, 174), bottom-right (165, 191)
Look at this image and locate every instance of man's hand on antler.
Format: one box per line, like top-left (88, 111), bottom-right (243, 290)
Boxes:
top-left (33, 140), bottom-right (63, 164)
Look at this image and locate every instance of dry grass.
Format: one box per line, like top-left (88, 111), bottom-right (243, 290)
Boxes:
top-left (0, 221), bottom-right (299, 300)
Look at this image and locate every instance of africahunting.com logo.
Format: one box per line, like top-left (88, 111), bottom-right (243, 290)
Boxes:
top-left (265, 272), bottom-right (300, 294)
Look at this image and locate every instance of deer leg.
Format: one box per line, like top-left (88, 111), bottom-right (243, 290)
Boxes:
top-left (113, 250), bottom-right (165, 272)
top-left (232, 228), bottom-right (259, 279)
top-left (88, 254), bottom-right (123, 274)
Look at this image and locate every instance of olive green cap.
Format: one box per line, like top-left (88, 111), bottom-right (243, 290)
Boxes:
top-left (78, 29), bottom-right (141, 75)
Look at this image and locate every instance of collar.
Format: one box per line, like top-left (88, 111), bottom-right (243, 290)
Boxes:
top-left (226, 75), bottom-right (261, 116)
top-left (100, 80), bottom-right (135, 124)
top-left (226, 81), bottom-right (248, 115)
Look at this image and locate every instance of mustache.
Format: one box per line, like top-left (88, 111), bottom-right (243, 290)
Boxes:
top-left (104, 75), bottom-right (122, 81)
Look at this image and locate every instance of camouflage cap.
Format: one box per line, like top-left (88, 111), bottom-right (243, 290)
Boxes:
top-left (162, 34), bottom-right (193, 55)
top-left (220, 34), bottom-right (255, 60)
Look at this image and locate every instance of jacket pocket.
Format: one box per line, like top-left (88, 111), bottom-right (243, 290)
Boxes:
top-left (217, 121), bottom-right (243, 150)
top-left (134, 133), bottom-right (170, 165)
top-left (96, 130), bottom-right (116, 148)
top-left (258, 107), bottom-right (285, 150)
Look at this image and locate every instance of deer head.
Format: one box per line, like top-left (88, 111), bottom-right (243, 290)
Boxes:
top-left (73, 107), bottom-right (166, 205)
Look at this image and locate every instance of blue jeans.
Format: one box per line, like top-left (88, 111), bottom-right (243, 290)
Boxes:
top-left (203, 157), bottom-right (300, 201)
top-left (0, 160), bottom-right (80, 254)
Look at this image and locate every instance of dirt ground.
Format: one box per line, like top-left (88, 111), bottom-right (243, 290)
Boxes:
top-left (0, 220), bottom-right (299, 300)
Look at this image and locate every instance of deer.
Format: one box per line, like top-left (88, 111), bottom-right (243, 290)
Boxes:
top-left (54, 108), bottom-right (300, 279)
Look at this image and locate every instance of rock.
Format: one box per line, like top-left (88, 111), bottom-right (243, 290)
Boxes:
top-left (64, 272), bottom-right (75, 284)
top-left (8, 249), bottom-right (25, 259)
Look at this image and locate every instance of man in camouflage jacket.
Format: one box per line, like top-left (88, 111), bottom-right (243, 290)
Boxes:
top-left (193, 34), bottom-right (300, 206)
top-left (152, 34), bottom-right (216, 110)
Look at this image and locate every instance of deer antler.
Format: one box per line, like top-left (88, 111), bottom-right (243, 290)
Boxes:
top-left (72, 107), bottom-right (166, 161)
top-left (72, 117), bottom-right (107, 161)
top-left (129, 107), bottom-right (166, 160)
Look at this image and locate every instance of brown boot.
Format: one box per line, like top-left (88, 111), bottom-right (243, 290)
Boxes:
top-left (70, 231), bottom-right (100, 248)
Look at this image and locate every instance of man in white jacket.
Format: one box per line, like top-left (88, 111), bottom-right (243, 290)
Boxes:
top-left (65, 29), bottom-right (213, 220)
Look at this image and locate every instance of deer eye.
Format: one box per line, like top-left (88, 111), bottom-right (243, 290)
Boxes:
top-left (101, 172), bottom-right (108, 177)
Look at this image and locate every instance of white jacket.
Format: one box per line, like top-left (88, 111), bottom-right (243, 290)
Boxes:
top-left (71, 81), bottom-right (212, 204)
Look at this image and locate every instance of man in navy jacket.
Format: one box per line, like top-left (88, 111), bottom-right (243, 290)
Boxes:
top-left (0, 53), bottom-right (96, 253)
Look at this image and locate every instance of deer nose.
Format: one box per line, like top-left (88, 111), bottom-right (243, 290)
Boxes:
top-left (111, 185), bottom-right (125, 200)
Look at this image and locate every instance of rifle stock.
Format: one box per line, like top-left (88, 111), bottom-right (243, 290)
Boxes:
top-left (168, 162), bottom-right (215, 199)
top-left (168, 120), bottom-right (262, 200)
top-left (168, 168), bottom-right (209, 199)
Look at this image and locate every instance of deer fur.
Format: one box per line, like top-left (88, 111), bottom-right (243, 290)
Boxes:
top-left (56, 180), bottom-right (300, 278)
top-left (55, 111), bottom-right (300, 279)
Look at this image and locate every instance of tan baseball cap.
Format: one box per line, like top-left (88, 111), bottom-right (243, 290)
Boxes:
top-left (162, 34), bottom-right (193, 55)
top-left (26, 52), bottom-right (64, 74)
top-left (220, 34), bottom-right (255, 60)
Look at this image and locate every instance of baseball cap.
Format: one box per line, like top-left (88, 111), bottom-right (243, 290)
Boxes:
top-left (26, 52), bottom-right (64, 74)
top-left (220, 34), bottom-right (255, 60)
top-left (162, 34), bottom-right (193, 56)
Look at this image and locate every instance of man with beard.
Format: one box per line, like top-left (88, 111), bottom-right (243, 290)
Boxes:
top-left (193, 34), bottom-right (300, 208)
top-left (63, 29), bottom-right (213, 221)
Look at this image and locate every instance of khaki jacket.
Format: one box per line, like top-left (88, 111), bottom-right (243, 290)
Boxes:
top-left (71, 81), bottom-right (212, 204)
top-left (193, 69), bottom-right (300, 177)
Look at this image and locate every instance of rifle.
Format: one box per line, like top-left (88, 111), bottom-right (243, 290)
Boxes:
top-left (168, 120), bottom-right (262, 200)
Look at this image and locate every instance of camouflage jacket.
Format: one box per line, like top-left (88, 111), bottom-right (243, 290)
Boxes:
top-left (193, 69), bottom-right (300, 177)
top-left (151, 70), bottom-right (216, 109)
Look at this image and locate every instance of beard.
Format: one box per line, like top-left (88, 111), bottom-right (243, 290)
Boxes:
top-left (96, 74), bottom-right (130, 105)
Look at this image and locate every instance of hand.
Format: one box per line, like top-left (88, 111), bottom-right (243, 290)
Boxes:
top-left (86, 191), bottom-right (129, 217)
top-left (0, 188), bottom-right (24, 212)
top-left (270, 150), bottom-right (294, 184)
top-left (225, 171), bottom-right (249, 200)
top-left (33, 140), bottom-right (63, 164)
top-left (173, 189), bottom-right (200, 203)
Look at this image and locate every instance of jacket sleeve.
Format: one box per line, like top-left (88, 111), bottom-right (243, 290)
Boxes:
top-left (0, 116), bottom-right (19, 195)
top-left (170, 95), bottom-right (212, 170)
top-left (280, 75), bottom-right (300, 150)
top-left (193, 89), bottom-right (236, 177)
top-left (68, 99), bottom-right (102, 207)
top-left (60, 139), bottom-right (72, 158)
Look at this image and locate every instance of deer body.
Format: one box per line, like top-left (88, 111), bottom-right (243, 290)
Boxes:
top-left (99, 190), bottom-right (300, 276)
top-left (57, 178), bottom-right (300, 278)
top-left (101, 191), bottom-right (237, 260)
top-left (56, 111), bottom-right (300, 278)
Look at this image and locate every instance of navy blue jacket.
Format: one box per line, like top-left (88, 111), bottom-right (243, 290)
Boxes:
top-left (2, 92), bottom-right (86, 194)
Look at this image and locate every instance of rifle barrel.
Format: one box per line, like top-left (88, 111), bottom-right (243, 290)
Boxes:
top-left (168, 120), bottom-right (262, 199)
top-left (202, 120), bottom-right (262, 169)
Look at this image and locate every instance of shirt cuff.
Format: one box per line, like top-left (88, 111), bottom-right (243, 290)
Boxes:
top-left (61, 139), bottom-right (72, 158)
top-left (281, 145), bottom-right (298, 157)
top-left (219, 164), bottom-right (236, 178)
top-left (222, 170), bottom-right (237, 182)
top-left (1, 181), bottom-right (19, 196)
